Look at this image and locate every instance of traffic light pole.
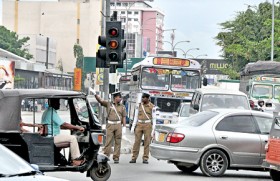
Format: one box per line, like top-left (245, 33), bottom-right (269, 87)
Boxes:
top-left (101, 0), bottom-right (110, 124)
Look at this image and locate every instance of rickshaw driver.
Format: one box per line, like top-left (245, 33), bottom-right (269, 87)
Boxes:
top-left (41, 98), bottom-right (85, 166)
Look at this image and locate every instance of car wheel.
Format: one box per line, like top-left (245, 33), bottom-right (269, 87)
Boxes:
top-left (200, 149), bottom-right (228, 177)
top-left (176, 165), bottom-right (198, 173)
top-left (270, 169), bottom-right (280, 181)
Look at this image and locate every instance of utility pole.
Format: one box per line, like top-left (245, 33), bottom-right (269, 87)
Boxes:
top-left (271, 0), bottom-right (275, 61)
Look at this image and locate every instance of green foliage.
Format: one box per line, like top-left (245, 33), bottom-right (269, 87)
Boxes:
top-left (0, 26), bottom-right (33, 59)
top-left (216, 2), bottom-right (280, 75)
top-left (218, 65), bottom-right (240, 80)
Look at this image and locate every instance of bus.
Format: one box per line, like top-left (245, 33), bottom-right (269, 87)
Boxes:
top-left (118, 74), bottom-right (131, 96)
top-left (127, 56), bottom-right (205, 127)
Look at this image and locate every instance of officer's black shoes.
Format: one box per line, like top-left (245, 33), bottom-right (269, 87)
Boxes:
top-left (129, 159), bottom-right (136, 163)
top-left (114, 159), bottom-right (119, 164)
top-left (143, 160), bottom-right (148, 164)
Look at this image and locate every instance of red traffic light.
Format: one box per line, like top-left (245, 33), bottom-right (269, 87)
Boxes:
top-left (108, 27), bottom-right (118, 37)
top-left (109, 40), bottom-right (119, 49)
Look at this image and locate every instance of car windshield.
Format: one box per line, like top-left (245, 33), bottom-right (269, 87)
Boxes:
top-left (0, 144), bottom-right (35, 175)
top-left (201, 94), bottom-right (250, 111)
top-left (275, 85), bottom-right (280, 99)
top-left (141, 67), bottom-right (169, 90)
top-left (252, 84), bottom-right (272, 99)
top-left (171, 70), bottom-right (200, 91)
top-left (180, 111), bottom-right (219, 127)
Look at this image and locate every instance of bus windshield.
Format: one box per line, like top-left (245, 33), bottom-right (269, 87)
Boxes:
top-left (171, 70), bottom-right (200, 91)
top-left (141, 67), bottom-right (169, 90)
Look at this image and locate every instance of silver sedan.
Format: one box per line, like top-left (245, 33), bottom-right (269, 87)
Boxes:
top-left (150, 109), bottom-right (273, 177)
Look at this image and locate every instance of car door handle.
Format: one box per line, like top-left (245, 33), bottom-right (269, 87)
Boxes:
top-left (219, 136), bottom-right (228, 140)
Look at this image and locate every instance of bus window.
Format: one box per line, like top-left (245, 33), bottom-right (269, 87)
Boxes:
top-left (141, 68), bottom-right (169, 90)
top-left (171, 70), bottom-right (200, 91)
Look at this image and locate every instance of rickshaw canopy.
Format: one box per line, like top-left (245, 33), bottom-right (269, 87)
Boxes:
top-left (0, 89), bottom-right (86, 132)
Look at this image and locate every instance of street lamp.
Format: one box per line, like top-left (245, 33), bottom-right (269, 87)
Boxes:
top-left (195, 54), bottom-right (208, 58)
top-left (175, 48), bottom-right (199, 58)
top-left (163, 40), bottom-right (190, 57)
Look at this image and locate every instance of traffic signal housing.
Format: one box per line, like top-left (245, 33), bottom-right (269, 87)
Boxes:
top-left (96, 35), bottom-right (109, 68)
top-left (106, 21), bottom-right (126, 68)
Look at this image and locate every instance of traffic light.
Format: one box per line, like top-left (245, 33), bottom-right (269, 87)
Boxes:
top-left (106, 21), bottom-right (126, 68)
top-left (96, 35), bottom-right (109, 68)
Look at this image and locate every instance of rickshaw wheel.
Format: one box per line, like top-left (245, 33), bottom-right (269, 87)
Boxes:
top-left (90, 162), bottom-right (111, 181)
top-left (270, 169), bottom-right (280, 181)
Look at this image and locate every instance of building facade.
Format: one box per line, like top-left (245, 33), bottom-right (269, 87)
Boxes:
top-left (110, 0), bottom-right (164, 58)
top-left (2, 0), bottom-right (102, 72)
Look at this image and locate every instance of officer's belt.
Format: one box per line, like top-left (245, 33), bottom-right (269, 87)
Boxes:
top-left (138, 120), bottom-right (151, 123)
top-left (108, 120), bottom-right (121, 124)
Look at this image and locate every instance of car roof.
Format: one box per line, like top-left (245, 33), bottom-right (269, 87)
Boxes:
top-left (195, 87), bottom-right (247, 96)
top-left (0, 89), bottom-right (86, 99)
top-left (208, 108), bottom-right (273, 117)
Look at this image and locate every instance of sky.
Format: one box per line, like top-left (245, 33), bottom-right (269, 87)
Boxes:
top-left (148, 0), bottom-right (268, 59)
top-left (0, 0), bottom-right (270, 59)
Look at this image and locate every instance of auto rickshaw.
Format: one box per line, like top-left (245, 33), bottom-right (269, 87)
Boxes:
top-left (0, 89), bottom-right (111, 181)
top-left (262, 116), bottom-right (280, 181)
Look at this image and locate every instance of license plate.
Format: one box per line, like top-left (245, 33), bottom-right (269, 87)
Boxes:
top-left (158, 133), bottom-right (166, 142)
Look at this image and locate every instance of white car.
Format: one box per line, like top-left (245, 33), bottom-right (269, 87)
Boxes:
top-left (172, 102), bottom-right (190, 124)
top-left (0, 144), bottom-right (68, 181)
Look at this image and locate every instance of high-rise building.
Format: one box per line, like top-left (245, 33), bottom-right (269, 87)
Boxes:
top-left (2, 0), bottom-right (102, 72)
top-left (110, 0), bottom-right (164, 58)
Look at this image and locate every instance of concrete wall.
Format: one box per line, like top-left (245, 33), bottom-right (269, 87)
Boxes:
top-left (3, 0), bottom-right (101, 72)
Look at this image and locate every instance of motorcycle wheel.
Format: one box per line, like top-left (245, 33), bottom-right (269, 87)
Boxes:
top-left (90, 162), bottom-right (111, 181)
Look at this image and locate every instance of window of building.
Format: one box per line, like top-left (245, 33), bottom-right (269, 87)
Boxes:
top-left (134, 18), bottom-right (138, 21)
top-left (128, 11), bottom-right (132, 14)
top-left (122, 3), bottom-right (128, 7)
top-left (134, 11), bottom-right (139, 15)
top-left (121, 18), bottom-right (126, 23)
top-left (121, 11), bottom-right (125, 14)
top-left (117, 3), bottom-right (121, 6)
top-left (128, 18), bottom-right (132, 21)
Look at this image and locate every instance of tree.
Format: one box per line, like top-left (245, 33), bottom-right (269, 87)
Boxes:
top-left (73, 44), bottom-right (85, 91)
top-left (0, 26), bottom-right (33, 59)
top-left (216, 2), bottom-right (280, 78)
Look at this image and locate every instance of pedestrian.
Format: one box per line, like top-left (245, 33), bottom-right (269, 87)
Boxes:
top-left (92, 90), bottom-right (126, 164)
top-left (21, 99), bottom-right (25, 111)
top-left (130, 93), bottom-right (156, 164)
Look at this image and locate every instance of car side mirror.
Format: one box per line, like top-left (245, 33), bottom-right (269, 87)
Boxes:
top-left (246, 85), bottom-right (249, 92)
top-left (203, 77), bottom-right (208, 86)
top-left (133, 75), bottom-right (138, 81)
top-left (193, 104), bottom-right (199, 111)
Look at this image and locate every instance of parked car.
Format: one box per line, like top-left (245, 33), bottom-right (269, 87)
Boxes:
top-left (189, 88), bottom-right (250, 115)
top-left (262, 116), bottom-right (280, 181)
top-left (150, 109), bottom-right (273, 177)
top-left (0, 144), bottom-right (68, 181)
top-left (171, 102), bottom-right (190, 124)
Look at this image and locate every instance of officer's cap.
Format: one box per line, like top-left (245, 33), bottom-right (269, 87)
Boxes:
top-left (112, 91), bottom-right (122, 98)
top-left (142, 93), bottom-right (150, 98)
